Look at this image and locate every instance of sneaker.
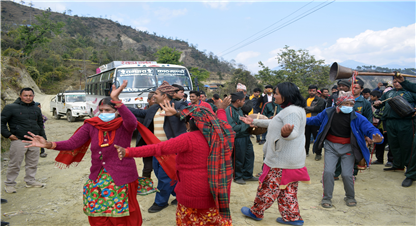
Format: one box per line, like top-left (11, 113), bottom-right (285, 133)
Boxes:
top-left (25, 181), bottom-right (46, 188)
top-left (234, 179), bottom-right (246, 185)
top-left (315, 155), bottom-right (322, 161)
top-left (402, 178), bottom-right (414, 187)
top-left (4, 186), bottom-right (16, 193)
top-left (40, 153), bottom-right (48, 158)
top-left (148, 202), bottom-right (169, 213)
top-left (1, 199), bottom-right (7, 204)
top-left (385, 162), bottom-right (393, 167)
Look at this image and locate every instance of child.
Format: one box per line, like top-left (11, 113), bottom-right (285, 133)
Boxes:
top-left (306, 91), bottom-right (383, 208)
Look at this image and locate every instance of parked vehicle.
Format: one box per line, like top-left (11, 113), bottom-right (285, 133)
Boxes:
top-left (50, 90), bottom-right (89, 122)
top-left (85, 61), bottom-right (193, 116)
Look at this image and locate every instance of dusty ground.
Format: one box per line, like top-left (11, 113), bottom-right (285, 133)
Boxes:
top-left (1, 94), bottom-right (415, 225)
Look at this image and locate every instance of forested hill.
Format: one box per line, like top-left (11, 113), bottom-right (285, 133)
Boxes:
top-left (1, 1), bottom-right (235, 94)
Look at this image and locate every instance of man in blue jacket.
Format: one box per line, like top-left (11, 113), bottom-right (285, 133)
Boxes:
top-left (307, 91), bottom-right (383, 208)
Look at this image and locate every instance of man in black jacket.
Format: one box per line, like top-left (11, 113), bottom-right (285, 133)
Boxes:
top-left (1, 88), bottom-right (46, 193)
top-left (305, 85), bottom-right (326, 160)
top-left (326, 80), bottom-right (351, 108)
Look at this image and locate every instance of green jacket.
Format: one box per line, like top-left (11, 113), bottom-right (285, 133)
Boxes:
top-left (401, 80), bottom-right (416, 93)
top-left (354, 96), bottom-right (373, 122)
top-left (1, 98), bottom-right (46, 140)
top-left (225, 104), bottom-right (250, 138)
top-left (261, 102), bottom-right (282, 118)
top-left (376, 87), bottom-right (416, 120)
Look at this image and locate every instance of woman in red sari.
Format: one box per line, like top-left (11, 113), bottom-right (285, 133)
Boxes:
top-left (115, 100), bottom-right (235, 226)
top-left (23, 81), bottom-right (142, 226)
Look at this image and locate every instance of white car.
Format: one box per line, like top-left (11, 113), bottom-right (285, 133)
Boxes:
top-left (50, 90), bottom-right (89, 122)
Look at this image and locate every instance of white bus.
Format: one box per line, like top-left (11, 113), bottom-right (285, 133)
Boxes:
top-left (85, 61), bottom-right (193, 117)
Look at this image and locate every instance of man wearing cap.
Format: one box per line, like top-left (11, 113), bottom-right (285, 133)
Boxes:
top-left (236, 83), bottom-right (253, 116)
top-left (304, 85), bottom-right (326, 160)
top-left (226, 91), bottom-right (257, 184)
top-left (307, 91), bottom-right (383, 208)
top-left (394, 75), bottom-right (416, 187)
top-left (374, 77), bottom-right (416, 184)
top-left (327, 80), bottom-right (351, 108)
top-left (128, 81), bottom-right (188, 213)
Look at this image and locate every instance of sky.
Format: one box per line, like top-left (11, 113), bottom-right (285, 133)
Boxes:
top-left (16, 0), bottom-right (416, 74)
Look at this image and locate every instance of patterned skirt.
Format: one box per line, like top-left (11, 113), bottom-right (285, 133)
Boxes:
top-left (83, 168), bottom-right (130, 217)
top-left (176, 202), bottom-right (232, 226)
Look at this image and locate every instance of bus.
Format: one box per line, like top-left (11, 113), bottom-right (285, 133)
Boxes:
top-left (85, 61), bottom-right (193, 117)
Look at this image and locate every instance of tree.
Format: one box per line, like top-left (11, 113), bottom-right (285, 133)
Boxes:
top-left (255, 61), bottom-right (286, 86)
top-left (155, 46), bottom-right (182, 65)
top-left (274, 45), bottom-right (332, 96)
top-left (15, 12), bottom-right (65, 55)
top-left (188, 67), bottom-right (210, 90)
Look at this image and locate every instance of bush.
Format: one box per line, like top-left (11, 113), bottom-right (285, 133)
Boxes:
top-left (27, 66), bottom-right (40, 80)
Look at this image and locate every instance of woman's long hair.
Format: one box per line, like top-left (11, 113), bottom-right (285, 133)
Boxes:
top-left (276, 82), bottom-right (306, 108)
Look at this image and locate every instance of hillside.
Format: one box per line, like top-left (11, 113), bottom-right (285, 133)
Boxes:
top-left (1, 1), bottom-right (234, 94)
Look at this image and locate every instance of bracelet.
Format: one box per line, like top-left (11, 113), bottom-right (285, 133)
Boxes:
top-left (49, 142), bottom-right (57, 149)
top-left (114, 103), bottom-right (124, 108)
top-left (125, 147), bottom-right (130, 158)
top-left (111, 99), bottom-right (123, 104)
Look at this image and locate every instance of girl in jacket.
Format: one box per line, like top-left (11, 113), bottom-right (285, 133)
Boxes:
top-left (239, 82), bottom-right (311, 226)
top-left (23, 81), bottom-right (143, 226)
top-left (307, 91), bottom-right (383, 208)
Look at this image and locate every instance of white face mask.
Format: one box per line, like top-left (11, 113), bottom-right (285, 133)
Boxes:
top-left (340, 106), bottom-right (353, 114)
top-left (98, 113), bottom-right (116, 122)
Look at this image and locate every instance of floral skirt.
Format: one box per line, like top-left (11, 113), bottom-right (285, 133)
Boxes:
top-left (83, 168), bottom-right (130, 217)
top-left (176, 202), bottom-right (232, 226)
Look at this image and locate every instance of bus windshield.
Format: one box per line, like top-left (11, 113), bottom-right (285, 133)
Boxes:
top-left (66, 94), bottom-right (86, 102)
top-left (115, 68), bottom-right (157, 92)
top-left (155, 68), bottom-right (192, 91)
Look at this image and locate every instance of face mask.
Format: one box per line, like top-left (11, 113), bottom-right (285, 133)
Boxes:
top-left (340, 106), bottom-right (353, 114)
top-left (99, 113), bottom-right (116, 122)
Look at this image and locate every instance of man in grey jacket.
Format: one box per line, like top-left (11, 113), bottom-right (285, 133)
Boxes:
top-left (1, 88), bottom-right (46, 193)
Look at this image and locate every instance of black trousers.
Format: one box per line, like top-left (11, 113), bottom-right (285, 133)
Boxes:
top-left (374, 130), bottom-right (393, 163)
top-left (305, 125), bottom-right (320, 155)
top-left (142, 156), bottom-right (153, 178)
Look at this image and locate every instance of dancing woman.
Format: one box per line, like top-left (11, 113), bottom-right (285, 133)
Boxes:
top-left (240, 82), bottom-right (310, 225)
top-left (23, 81), bottom-right (143, 226)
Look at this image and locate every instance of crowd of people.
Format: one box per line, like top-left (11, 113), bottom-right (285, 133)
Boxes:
top-left (1, 73), bottom-right (415, 225)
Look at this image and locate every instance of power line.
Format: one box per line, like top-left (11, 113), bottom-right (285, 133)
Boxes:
top-left (219, 0), bottom-right (335, 57)
top-left (219, 0), bottom-right (316, 55)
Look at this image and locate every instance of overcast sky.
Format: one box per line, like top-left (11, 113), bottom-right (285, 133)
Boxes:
top-left (23, 0), bottom-right (416, 73)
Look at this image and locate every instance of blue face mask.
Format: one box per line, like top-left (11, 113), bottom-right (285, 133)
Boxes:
top-left (99, 113), bottom-right (116, 122)
top-left (340, 106), bottom-right (353, 114)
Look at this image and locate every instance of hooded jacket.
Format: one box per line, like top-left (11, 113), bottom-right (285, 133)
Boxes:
top-left (1, 98), bottom-right (46, 140)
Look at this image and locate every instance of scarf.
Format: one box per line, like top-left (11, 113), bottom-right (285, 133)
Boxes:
top-left (280, 102), bottom-right (292, 109)
top-left (55, 117), bottom-right (123, 168)
top-left (180, 105), bottom-right (235, 221)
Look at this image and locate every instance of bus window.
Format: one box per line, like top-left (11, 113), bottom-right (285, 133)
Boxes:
top-left (115, 68), bottom-right (156, 92)
top-left (155, 68), bottom-right (192, 90)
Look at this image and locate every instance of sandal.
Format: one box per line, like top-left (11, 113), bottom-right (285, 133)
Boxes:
top-left (321, 199), bottom-right (332, 208)
top-left (344, 197), bottom-right (357, 207)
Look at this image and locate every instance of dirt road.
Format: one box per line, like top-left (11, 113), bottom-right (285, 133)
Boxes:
top-left (1, 94), bottom-right (415, 225)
